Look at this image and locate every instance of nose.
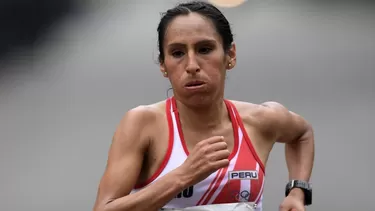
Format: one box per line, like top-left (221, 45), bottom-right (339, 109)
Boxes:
top-left (185, 53), bottom-right (200, 74)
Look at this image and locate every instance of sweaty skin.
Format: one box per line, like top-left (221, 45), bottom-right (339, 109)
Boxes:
top-left (93, 10), bottom-right (314, 211)
top-left (93, 101), bottom-right (314, 211)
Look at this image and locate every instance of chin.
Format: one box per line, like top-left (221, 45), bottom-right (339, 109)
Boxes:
top-left (173, 85), bottom-right (223, 108)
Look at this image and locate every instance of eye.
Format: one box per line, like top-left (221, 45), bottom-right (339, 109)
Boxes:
top-left (198, 47), bottom-right (213, 54)
top-left (172, 51), bottom-right (184, 58)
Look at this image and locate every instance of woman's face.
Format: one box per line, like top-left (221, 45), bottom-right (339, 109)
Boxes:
top-left (160, 12), bottom-right (236, 107)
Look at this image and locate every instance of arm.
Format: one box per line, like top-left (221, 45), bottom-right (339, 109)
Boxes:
top-left (261, 102), bottom-right (315, 201)
top-left (93, 107), bottom-right (189, 211)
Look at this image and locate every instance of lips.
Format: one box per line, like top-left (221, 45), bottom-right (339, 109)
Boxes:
top-left (185, 80), bottom-right (206, 87)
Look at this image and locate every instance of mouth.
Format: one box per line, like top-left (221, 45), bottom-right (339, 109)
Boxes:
top-left (184, 80), bottom-right (206, 88)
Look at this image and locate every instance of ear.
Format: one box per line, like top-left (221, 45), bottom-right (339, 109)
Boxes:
top-left (226, 43), bottom-right (237, 70)
top-left (160, 63), bottom-right (168, 78)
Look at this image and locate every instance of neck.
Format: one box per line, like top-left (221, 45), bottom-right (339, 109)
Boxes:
top-left (175, 98), bottom-right (228, 131)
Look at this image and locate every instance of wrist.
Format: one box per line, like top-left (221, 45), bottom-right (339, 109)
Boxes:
top-left (288, 188), bottom-right (305, 202)
top-left (285, 179), bottom-right (312, 206)
top-left (172, 166), bottom-right (194, 189)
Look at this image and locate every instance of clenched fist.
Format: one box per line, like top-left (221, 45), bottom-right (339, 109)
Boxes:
top-left (178, 136), bottom-right (230, 186)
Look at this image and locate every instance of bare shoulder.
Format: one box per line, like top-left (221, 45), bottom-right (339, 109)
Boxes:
top-left (115, 100), bottom-right (167, 145)
top-left (94, 100), bottom-right (168, 208)
top-left (229, 100), bottom-right (310, 143)
top-left (228, 100), bottom-right (286, 125)
top-left (121, 101), bottom-right (166, 124)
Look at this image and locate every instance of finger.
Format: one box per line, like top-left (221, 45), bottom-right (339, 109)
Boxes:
top-left (211, 149), bottom-right (231, 160)
top-left (209, 141), bottom-right (228, 151)
top-left (211, 158), bottom-right (230, 169)
top-left (204, 136), bottom-right (225, 144)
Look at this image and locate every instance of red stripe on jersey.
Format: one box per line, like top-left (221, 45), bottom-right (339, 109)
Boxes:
top-left (200, 166), bottom-right (229, 205)
top-left (249, 165), bottom-right (264, 202)
top-left (196, 168), bottom-right (224, 206)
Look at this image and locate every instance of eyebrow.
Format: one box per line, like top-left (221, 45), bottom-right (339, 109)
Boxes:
top-left (167, 39), bottom-right (217, 48)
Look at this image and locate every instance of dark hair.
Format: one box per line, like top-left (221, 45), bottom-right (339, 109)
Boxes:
top-left (157, 1), bottom-right (234, 64)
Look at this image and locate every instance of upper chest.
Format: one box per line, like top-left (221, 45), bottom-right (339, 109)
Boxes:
top-left (181, 119), bottom-right (235, 155)
top-left (147, 102), bottom-right (273, 173)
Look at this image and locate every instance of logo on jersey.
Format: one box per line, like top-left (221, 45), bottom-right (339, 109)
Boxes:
top-left (175, 186), bottom-right (194, 198)
top-left (230, 190), bottom-right (251, 202)
top-left (228, 170), bottom-right (258, 180)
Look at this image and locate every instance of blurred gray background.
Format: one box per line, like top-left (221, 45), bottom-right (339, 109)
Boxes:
top-left (0, 0), bottom-right (374, 210)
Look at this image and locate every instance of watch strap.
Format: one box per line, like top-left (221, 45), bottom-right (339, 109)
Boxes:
top-left (285, 180), bottom-right (312, 206)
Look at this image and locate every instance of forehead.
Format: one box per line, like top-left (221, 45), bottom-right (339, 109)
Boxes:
top-left (164, 13), bottom-right (221, 45)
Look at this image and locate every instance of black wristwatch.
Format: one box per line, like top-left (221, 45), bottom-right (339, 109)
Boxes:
top-left (285, 180), bottom-right (312, 206)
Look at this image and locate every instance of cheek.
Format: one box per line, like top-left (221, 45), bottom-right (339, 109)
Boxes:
top-left (209, 71), bottom-right (225, 84)
top-left (165, 58), bottom-right (182, 73)
top-left (167, 68), bottom-right (184, 87)
top-left (164, 61), bottom-right (180, 77)
top-left (205, 58), bottom-right (226, 81)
